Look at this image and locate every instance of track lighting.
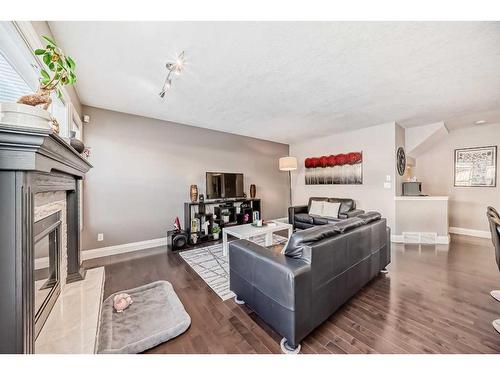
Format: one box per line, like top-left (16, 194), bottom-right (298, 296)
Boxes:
top-left (159, 51), bottom-right (185, 98)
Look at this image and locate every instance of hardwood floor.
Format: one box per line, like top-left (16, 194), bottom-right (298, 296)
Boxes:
top-left (83, 234), bottom-right (500, 354)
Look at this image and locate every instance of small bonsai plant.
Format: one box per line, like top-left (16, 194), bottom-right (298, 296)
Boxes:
top-left (221, 210), bottom-right (230, 223)
top-left (212, 225), bottom-right (221, 239)
top-left (17, 35), bottom-right (77, 114)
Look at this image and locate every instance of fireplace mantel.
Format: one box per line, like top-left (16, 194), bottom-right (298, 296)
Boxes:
top-left (0, 123), bottom-right (92, 176)
top-left (0, 123), bottom-right (92, 354)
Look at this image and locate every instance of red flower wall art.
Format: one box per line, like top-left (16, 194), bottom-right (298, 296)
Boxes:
top-left (304, 151), bottom-right (363, 185)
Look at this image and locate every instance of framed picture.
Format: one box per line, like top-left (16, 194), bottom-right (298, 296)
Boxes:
top-left (304, 152), bottom-right (363, 185)
top-left (454, 146), bottom-right (497, 187)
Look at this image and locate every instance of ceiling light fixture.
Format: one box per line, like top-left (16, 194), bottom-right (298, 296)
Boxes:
top-left (474, 120), bottom-right (487, 125)
top-left (159, 51), bottom-right (185, 98)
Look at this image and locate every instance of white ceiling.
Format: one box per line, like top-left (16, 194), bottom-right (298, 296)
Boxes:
top-left (49, 22), bottom-right (500, 144)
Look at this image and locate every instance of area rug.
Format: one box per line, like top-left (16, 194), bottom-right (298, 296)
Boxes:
top-left (97, 280), bottom-right (191, 354)
top-left (179, 234), bottom-right (287, 301)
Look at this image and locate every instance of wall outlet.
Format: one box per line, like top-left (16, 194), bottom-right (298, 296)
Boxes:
top-left (386, 175), bottom-right (391, 182)
top-left (97, 233), bottom-right (104, 241)
top-left (384, 182), bottom-right (391, 189)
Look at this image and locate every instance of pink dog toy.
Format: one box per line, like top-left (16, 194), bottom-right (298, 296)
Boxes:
top-left (113, 293), bottom-right (133, 313)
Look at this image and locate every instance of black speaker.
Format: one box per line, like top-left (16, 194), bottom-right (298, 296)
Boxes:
top-left (167, 230), bottom-right (189, 251)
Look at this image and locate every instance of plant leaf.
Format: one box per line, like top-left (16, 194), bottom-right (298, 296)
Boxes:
top-left (34, 49), bottom-right (45, 55)
top-left (40, 69), bottom-right (50, 80)
top-left (57, 89), bottom-right (62, 99)
top-left (42, 35), bottom-right (57, 47)
top-left (66, 56), bottom-right (76, 70)
top-left (43, 54), bottom-right (51, 65)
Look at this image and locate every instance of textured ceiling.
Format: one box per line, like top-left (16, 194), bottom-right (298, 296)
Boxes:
top-left (48, 21), bottom-right (500, 144)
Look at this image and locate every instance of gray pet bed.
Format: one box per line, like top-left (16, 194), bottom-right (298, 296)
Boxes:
top-left (98, 280), bottom-right (191, 354)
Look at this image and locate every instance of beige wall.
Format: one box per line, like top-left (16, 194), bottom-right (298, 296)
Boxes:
top-left (290, 122), bottom-right (397, 230)
top-left (81, 106), bottom-right (289, 250)
top-left (415, 123), bottom-right (500, 232)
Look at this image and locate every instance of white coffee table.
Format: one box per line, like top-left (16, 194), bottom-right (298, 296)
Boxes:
top-left (222, 221), bottom-right (293, 256)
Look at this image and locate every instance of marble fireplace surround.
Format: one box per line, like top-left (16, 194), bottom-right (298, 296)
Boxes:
top-left (0, 123), bottom-right (92, 354)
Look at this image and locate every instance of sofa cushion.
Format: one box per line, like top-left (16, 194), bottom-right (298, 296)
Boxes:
top-left (309, 200), bottom-right (324, 216)
top-left (357, 211), bottom-right (381, 225)
top-left (313, 216), bottom-right (329, 225)
top-left (284, 225), bottom-right (338, 259)
top-left (332, 217), bottom-right (364, 233)
top-left (322, 202), bottom-right (341, 219)
top-left (312, 216), bottom-right (341, 225)
top-left (331, 199), bottom-right (355, 215)
top-left (294, 213), bottom-right (314, 224)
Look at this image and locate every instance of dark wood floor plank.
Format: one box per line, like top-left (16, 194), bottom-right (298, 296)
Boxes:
top-left (84, 234), bottom-right (500, 354)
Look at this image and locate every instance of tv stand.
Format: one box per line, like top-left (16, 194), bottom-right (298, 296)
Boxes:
top-left (183, 198), bottom-right (261, 247)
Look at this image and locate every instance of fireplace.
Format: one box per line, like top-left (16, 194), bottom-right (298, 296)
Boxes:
top-left (33, 211), bottom-right (61, 339)
top-left (0, 124), bottom-right (92, 353)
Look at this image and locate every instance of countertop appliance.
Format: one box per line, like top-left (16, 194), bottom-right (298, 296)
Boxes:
top-left (402, 181), bottom-right (424, 196)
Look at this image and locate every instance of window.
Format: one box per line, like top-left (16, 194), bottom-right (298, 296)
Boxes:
top-left (0, 52), bottom-right (32, 102)
top-left (0, 22), bottom-right (38, 101)
top-left (49, 93), bottom-right (69, 137)
top-left (0, 21), bottom-right (72, 138)
top-left (71, 105), bottom-right (83, 141)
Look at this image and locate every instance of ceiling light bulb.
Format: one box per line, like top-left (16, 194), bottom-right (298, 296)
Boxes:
top-left (474, 120), bottom-right (487, 125)
top-left (165, 79), bottom-right (172, 89)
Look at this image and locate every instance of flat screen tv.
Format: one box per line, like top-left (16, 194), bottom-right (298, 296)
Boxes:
top-left (206, 172), bottom-right (244, 199)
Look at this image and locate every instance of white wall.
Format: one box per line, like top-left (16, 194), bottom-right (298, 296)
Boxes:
top-left (290, 122), bottom-right (397, 230)
top-left (415, 123), bottom-right (500, 233)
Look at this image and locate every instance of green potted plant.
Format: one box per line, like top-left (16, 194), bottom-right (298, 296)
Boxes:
top-left (221, 210), bottom-right (230, 223)
top-left (0, 35), bottom-right (77, 133)
top-left (212, 225), bottom-right (221, 240)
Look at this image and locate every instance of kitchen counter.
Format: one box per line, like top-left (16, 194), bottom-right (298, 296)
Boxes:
top-left (394, 195), bottom-right (449, 244)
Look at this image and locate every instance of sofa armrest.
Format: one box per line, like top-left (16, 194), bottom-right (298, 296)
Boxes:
top-left (346, 208), bottom-right (365, 218)
top-left (229, 239), bottom-right (311, 310)
top-left (288, 205), bottom-right (308, 226)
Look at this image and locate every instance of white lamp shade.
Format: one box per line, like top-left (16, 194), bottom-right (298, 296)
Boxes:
top-left (279, 156), bottom-right (298, 171)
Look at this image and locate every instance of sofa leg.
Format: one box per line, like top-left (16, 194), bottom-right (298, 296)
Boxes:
top-left (280, 338), bottom-right (301, 354)
top-left (380, 268), bottom-right (388, 274)
top-left (234, 295), bottom-right (245, 305)
top-left (493, 319), bottom-right (500, 334)
top-left (491, 290), bottom-right (500, 302)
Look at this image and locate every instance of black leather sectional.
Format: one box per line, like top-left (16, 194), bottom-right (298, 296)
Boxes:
top-left (228, 211), bottom-right (390, 353)
top-left (288, 197), bottom-right (365, 229)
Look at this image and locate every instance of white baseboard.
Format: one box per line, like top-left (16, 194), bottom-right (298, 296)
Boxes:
top-left (449, 227), bottom-right (491, 239)
top-left (391, 234), bottom-right (450, 244)
top-left (81, 237), bottom-right (167, 261)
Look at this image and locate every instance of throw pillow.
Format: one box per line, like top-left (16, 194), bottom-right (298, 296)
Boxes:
top-left (308, 200), bottom-right (324, 217)
top-left (322, 202), bottom-right (341, 219)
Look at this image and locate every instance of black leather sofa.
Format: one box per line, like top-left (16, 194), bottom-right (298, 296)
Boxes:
top-left (229, 212), bottom-right (390, 353)
top-left (288, 197), bottom-right (364, 229)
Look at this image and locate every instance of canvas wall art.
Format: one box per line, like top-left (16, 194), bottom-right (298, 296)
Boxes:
top-left (305, 152), bottom-right (363, 185)
top-left (454, 146), bottom-right (497, 187)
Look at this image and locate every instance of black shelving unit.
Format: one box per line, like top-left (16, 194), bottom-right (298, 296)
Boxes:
top-left (183, 198), bottom-right (261, 247)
